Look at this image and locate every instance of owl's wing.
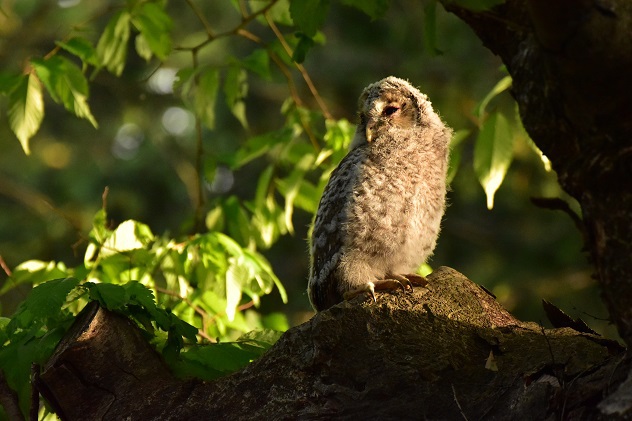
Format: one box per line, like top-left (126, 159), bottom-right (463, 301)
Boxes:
top-left (309, 149), bottom-right (364, 288)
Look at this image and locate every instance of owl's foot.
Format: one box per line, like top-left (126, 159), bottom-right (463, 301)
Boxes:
top-left (343, 276), bottom-right (413, 303)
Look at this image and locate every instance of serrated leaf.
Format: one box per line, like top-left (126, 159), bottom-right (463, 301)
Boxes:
top-left (340, 0), bottom-right (390, 19)
top-left (96, 10), bottom-right (131, 76)
top-left (131, 2), bottom-right (172, 61)
top-left (289, 0), bottom-right (330, 37)
top-left (8, 73), bottom-right (44, 155)
top-left (8, 278), bottom-right (80, 332)
top-left (31, 56), bottom-right (98, 128)
top-left (475, 75), bottom-right (512, 118)
top-left (56, 37), bottom-right (99, 67)
top-left (224, 66), bottom-right (248, 129)
top-left (88, 282), bottom-right (127, 310)
top-left (474, 112), bottom-right (514, 209)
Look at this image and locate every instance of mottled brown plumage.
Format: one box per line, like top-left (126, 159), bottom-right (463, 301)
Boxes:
top-left (308, 76), bottom-right (452, 312)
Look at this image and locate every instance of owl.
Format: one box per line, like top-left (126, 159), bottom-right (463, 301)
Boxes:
top-left (308, 76), bottom-right (452, 312)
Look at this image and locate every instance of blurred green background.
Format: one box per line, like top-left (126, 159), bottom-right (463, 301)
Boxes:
top-left (0, 0), bottom-right (615, 337)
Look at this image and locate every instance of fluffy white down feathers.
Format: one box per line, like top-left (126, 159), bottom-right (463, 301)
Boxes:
top-left (308, 76), bottom-right (452, 311)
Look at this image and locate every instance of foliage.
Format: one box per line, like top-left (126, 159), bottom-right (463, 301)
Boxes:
top-left (0, 0), bottom-right (597, 419)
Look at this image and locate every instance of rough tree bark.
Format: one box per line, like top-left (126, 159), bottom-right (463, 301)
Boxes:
top-left (436, 1), bottom-right (632, 414)
top-left (38, 268), bottom-right (626, 420)
top-left (439, 0), bottom-right (632, 344)
top-left (34, 1), bottom-right (632, 418)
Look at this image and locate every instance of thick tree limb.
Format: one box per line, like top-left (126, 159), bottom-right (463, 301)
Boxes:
top-left (38, 268), bottom-right (626, 420)
top-left (441, 0), bottom-right (632, 353)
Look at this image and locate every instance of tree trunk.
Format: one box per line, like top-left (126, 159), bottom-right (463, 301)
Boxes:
top-left (38, 267), bottom-right (626, 420)
top-left (439, 0), bottom-right (632, 347)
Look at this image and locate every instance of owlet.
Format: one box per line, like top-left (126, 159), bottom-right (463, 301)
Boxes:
top-left (308, 76), bottom-right (452, 312)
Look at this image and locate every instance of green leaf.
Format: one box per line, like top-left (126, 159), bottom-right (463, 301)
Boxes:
top-left (8, 73), bottom-right (44, 155)
top-left (448, 0), bottom-right (505, 11)
top-left (289, 0), bottom-right (330, 37)
top-left (224, 66), bottom-right (249, 129)
top-left (55, 37), bottom-right (99, 67)
top-left (131, 2), bottom-right (172, 61)
top-left (195, 68), bottom-right (220, 129)
top-left (241, 49), bottom-right (271, 80)
top-left (96, 10), bottom-right (131, 76)
top-left (7, 277), bottom-right (80, 333)
top-left (1, 260), bottom-right (69, 294)
top-left (101, 219), bottom-right (154, 257)
top-left (340, 0), bottom-right (390, 19)
top-left (292, 32), bottom-right (315, 63)
top-left (475, 75), bottom-right (512, 118)
top-left (228, 127), bottom-right (293, 169)
top-left (88, 282), bottom-right (127, 310)
top-left (31, 56), bottom-right (98, 128)
top-left (276, 153), bottom-right (314, 233)
top-left (474, 112), bottom-right (514, 209)
top-left (0, 72), bottom-right (23, 94)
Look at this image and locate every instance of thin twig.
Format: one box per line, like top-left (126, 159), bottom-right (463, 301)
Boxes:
top-left (185, 0), bottom-right (215, 37)
top-left (190, 48), bottom-right (206, 234)
top-left (0, 255), bottom-right (11, 277)
top-left (265, 14), bottom-right (333, 120)
top-left (451, 384), bottom-right (469, 421)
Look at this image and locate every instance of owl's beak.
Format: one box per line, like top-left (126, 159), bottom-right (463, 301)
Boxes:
top-left (365, 118), bottom-right (377, 143)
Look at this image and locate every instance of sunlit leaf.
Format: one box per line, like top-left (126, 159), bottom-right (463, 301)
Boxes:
top-left (1, 260), bottom-right (69, 294)
top-left (96, 10), bottom-right (131, 76)
top-left (224, 66), bottom-right (248, 129)
top-left (475, 75), bottom-right (512, 118)
top-left (131, 2), bottom-right (172, 60)
top-left (276, 153), bottom-right (314, 233)
top-left (474, 112), bottom-right (514, 209)
top-left (101, 220), bottom-right (154, 257)
top-left (289, 0), bottom-right (329, 37)
top-left (31, 56), bottom-right (98, 128)
top-left (8, 73), bottom-right (44, 155)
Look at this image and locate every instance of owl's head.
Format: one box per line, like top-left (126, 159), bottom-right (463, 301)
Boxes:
top-left (350, 76), bottom-right (440, 149)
